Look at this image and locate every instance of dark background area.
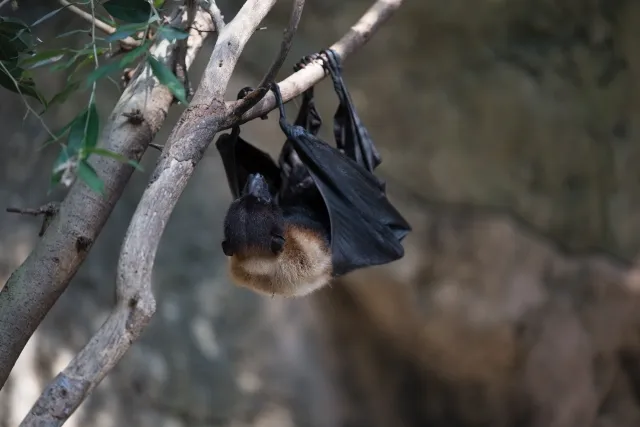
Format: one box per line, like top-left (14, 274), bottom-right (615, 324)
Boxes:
top-left (2, 0), bottom-right (640, 426)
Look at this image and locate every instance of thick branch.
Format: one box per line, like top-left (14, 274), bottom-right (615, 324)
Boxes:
top-left (0, 0), bottom-right (215, 401)
top-left (18, 0), bottom-right (273, 425)
top-left (234, 0), bottom-right (306, 114)
top-left (233, 0), bottom-right (404, 125)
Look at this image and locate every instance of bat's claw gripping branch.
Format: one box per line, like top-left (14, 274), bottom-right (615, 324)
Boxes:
top-left (293, 52), bottom-right (326, 73)
top-left (237, 86), bottom-right (268, 120)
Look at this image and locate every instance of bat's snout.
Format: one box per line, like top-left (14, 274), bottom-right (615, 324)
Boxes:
top-left (243, 173), bottom-right (272, 203)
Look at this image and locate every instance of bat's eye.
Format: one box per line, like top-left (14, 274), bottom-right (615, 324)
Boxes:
top-left (270, 235), bottom-right (285, 255)
top-left (221, 239), bottom-right (233, 256)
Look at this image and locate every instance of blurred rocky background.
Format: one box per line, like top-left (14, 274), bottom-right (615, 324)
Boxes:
top-left (3, 0), bottom-right (640, 426)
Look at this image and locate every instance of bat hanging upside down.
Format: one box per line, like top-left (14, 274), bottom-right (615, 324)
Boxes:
top-left (215, 50), bottom-right (411, 297)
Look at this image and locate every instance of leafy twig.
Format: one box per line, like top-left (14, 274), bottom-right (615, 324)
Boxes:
top-left (21, 1), bottom-right (278, 423)
top-left (58, 0), bottom-right (140, 48)
top-left (0, 0), bottom-right (216, 403)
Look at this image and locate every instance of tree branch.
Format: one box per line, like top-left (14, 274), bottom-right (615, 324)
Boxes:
top-left (17, 0), bottom-right (404, 423)
top-left (58, 0), bottom-right (140, 48)
top-left (0, 0), bottom-right (216, 396)
top-left (232, 0), bottom-right (404, 125)
top-left (201, 0), bottom-right (225, 31)
top-left (233, 0), bottom-right (306, 115)
top-left (18, 0), bottom-right (275, 425)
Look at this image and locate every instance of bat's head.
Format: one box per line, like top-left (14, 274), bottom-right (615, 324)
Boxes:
top-left (221, 173), bottom-right (286, 259)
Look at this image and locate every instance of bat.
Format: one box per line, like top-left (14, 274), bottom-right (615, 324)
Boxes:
top-left (215, 50), bottom-right (411, 297)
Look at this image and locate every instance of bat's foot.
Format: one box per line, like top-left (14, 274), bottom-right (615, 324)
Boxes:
top-left (318, 49), bottom-right (342, 75)
top-left (293, 52), bottom-right (324, 72)
top-left (237, 86), bottom-right (254, 100)
top-left (237, 86), bottom-right (268, 119)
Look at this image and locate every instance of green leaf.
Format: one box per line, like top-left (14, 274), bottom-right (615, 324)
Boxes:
top-left (52, 145), bottom-right (72, 171)
top-left (0, 60), bottom-right (46, 105)
top-left (67, 109), bottom-right (88, 154)
top-left (45, 80), bottom-right (82, 112)
top-left (77, 160), bottom-right (105, 194)
top-left (87, 147), bottom-right (144, 171)
top-left (85, 101), bottom-right (100, 149)
top-left (84, 41), bottom-right (149, 87)
top-left (147, 55), bottom-right (187, 104)
top-left (19, 49), bottom-right (67, 69)
top-left (0, 33), bottom-right (28, 61)
top-left (103, 0), bottom-right (152, 23)
top-left (30, 6), bottom-right (67, 28)
top-left (42, 116), bottom-right (76, 148)
top-left (56, 29), bottom-right (89, 39)
top-left (50, 52), bottom-right (81, 72)
top-left (67, 50), bottom-right (105, 83)
top-left (0, 18), bottom-right (33, 60)
top-left (104, 21), bottom-right (147, 42)
top-left (50, 146), bottom-right (76, 190)
top-left (0, 17), bottom-right (30, 37)
top-left (49, 103), bottom-right (100, 152)
top-left (153, 0), bottom-right (165, 8)
top-left (157, 25), bottom-right (189, 41)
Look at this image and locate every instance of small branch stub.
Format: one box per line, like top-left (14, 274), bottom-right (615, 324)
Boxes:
top-left (6, 202), bottom-right (60, 237)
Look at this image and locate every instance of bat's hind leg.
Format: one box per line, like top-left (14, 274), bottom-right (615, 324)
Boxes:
top-left (318, 49), bottom-right (384, 183)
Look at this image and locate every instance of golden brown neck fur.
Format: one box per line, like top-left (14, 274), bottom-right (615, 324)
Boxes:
top-left (228, 225), bottom-right (332, 297)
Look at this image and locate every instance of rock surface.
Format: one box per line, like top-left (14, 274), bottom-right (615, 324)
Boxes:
top-left (2, 0), bottom-right (640, 426)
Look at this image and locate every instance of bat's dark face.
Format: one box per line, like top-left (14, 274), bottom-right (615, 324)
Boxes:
top-left (221, 174), bottom-right (286, 259)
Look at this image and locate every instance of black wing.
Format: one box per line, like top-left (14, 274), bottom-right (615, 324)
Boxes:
top-left (278, 57), bottom-right (323, 206)
top-left (215, 88), bottom-right (282, 199)
top-left (322, 49), bottom-right (382, 175)
top-left (215, 125), bottom-right (281, 199)
top-left (271, 82), bottom-right (411, 276)
top-left (321, 49), bottom-right (410, 241)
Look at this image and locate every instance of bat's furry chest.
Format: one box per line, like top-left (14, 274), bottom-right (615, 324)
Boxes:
top-left (228, 227), bottom-right (332, 297)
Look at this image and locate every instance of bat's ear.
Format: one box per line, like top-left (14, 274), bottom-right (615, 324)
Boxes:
top-left (221, 239), bottom-right (234, 256)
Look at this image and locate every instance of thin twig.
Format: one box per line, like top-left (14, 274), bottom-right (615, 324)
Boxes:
top-left (59, 0), bottom-right (140, 47)
top-left (201, 0), bottom-right (225, 31)
top-left (0, 0), bottom-right (12, 10)
top-left (234, 0), bottom-right (306, 115)
top-left (172, 0), bottom-right (199, 101)
top-left (6, 202), bottom-right (59, 217)
top-left (0, 60), bottom-right (56, 140)
top-left (7, 203), bottom-right (61, 237)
